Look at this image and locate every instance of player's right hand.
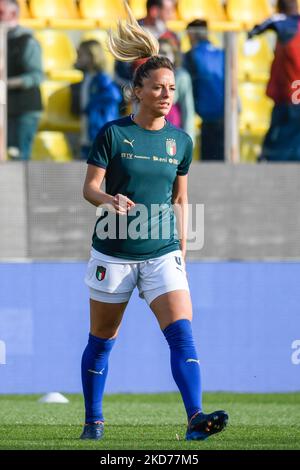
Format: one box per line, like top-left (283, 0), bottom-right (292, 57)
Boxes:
top-left (112, 193), bottom-right (135, 215)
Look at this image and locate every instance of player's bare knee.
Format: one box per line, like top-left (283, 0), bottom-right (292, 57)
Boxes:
top-left (91, 327), bottom-right (118, 340)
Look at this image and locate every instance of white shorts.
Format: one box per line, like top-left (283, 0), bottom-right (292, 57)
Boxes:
top-left (84, 248), bottom-right (190, 305)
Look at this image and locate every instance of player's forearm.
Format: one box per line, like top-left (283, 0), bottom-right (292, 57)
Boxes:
top-left (173, 197), bottom-right (188, 259)
top-left (7, 77), bottom-right (24, 89)
top-left (83, 185), bottom-right (114, 208)
top-left (180, 238), bottom-right (187, 260)
top-left (7, 72), bottom-right (43, 89)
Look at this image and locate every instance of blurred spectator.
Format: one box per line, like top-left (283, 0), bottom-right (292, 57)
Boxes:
top-left (159, 37), bottom-right (195, 142)
top-left (249, 0), bottom-right (300, 161)
top-left (139, 0), bottom-right (177, 40)
top-left (184, 20), bottom-right (225, 161)
top-left (115, 0), bottom-right (178, 91)
top-left (71, 40), bottom-right (122, 159)
top-left (0, 0), bottom-right (43, 160)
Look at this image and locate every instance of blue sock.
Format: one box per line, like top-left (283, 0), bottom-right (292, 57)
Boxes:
top-left (81, 333), bottom-right (116, 423)
top-left (163, 319), bottom-right (202, 421)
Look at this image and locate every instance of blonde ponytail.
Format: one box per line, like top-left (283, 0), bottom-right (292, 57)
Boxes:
top-left (107, 1), bottom-right (159, 62)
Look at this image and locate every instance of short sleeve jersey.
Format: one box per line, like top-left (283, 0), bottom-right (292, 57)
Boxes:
top-left (87, 116), bottom-right (193, 260)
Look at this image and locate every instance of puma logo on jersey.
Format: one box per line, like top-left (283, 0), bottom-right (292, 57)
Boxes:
top-left (123, 139), bottom-right (135, 148)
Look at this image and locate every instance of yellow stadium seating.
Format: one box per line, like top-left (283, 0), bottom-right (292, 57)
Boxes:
top-left (238, 32), bottom-right (274, 83)
top-left (19, 0), bottom-right (46, 28)
top-left (177, 0), bottom-right (227, 22)
top-left (39, 80), bottom-right (66, 130)
top-left (34, 31), bottom-right (83, 82)
top-left (226, 0), bottom-right (273, 27)
top-left (44, 83), bottom-right (80, 133)
top-left (239, 82), bottom-right (273, 135)
top-left (81, 30), bottom-right (115, 75)
top-left (130, 0), bottom-right (147, 19)
top-left (19, 0), bottom-right (30, 18)
top-left (193, 115), bottom-right (202, 161)
top-left (79, 0), bottom-right (127, 27)
top-left (31, 131), bottom-right (73, 162)
top-left (30, 0), bottom-right (79, 19)
top-left (29, 0), bottom-right (96, 29)
top-left (240, 132), bottom-right (266, 162)
top-left (239, 82), bottom-right (274, 162)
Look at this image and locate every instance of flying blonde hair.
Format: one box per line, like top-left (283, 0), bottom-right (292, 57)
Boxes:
top-left (107, 0), bottom-right (160, 62)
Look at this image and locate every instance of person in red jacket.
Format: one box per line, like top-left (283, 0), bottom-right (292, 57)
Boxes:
top-left (249, 0), bottom-right (300, 161)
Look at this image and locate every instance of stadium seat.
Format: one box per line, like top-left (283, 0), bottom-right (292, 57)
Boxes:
top-left (34, 31), bottom-right (83, 83)
top-left (239, 82), bottom-right (273, 135)
top-left (29, 0), bottom-right (96, 29)
top-left (240, 132), bottom-right (266, 162)
top-left (39, 80), bottom-right (66, 130)
top-left (239, 82), bottom-right (273, 162)
top-left (39, 80), bottom-right (63, 130)
top-left (180, 33), bottom-right (191, 54)
top-left (177, 0), bottom-right (227, 22)
top-left (81, 30), bottom-right (115, 76)
top-left (19, 0), bottom-right (46, 28)
top-left (44, 83), bottom-right (80, 133)
top-left (130, 0), bottom-right (147, 19)
top-left (193, 115), bottom-right (202, 161)
top-left (19, 0), bottom-right (30, 18)
top-left (31, 131), bottom-right (73, 162)
top-left (226, 0), bottom-right (273, 27)
top-left (238, 32), bottom-right (274, 83)
top-left (79, 0), bottom-right (127, 27)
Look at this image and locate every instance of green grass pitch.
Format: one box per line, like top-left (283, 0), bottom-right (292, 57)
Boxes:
top-left (0, 392), bottom-right (299, 450)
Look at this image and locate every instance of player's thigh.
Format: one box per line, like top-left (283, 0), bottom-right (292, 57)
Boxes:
top-left (149, 289), bottom-right (193, 331)
top-left (90, 299), bottom-right (128, 339)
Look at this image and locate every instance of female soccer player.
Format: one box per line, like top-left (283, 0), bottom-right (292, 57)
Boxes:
top-left (80, 2), bottom-right (228, 441)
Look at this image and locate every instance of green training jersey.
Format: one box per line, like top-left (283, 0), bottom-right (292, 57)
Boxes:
top-left (87, 115), bottom-right (193, 260)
